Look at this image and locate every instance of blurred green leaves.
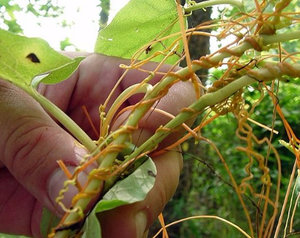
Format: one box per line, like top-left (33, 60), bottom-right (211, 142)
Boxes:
top-left (0, 0), bottom-right (64, 34)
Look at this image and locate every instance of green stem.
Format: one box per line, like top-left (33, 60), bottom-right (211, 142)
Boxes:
top-left (262, 30), bottom-right (300, 45)
top-left (127, 75), bottom-right (256, 160)
top-left (184, 0), bottom-right (244, 13)
top-left (279, 140), bottom-right (300, 154)
top-left (128, 63), bottom-right (300, 160)
top-left (29, 88), bottom-right (97, 152)
top-left (100, 82), bottom-right (153, 140)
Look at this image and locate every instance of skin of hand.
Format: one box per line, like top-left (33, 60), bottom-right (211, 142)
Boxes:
top-left (0, 53), bottom-right (197, 237)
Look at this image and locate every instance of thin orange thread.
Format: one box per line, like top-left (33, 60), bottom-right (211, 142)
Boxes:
top-left (81, 105), bottom-right (99, 138)
top-left (158, 213), bottom-right (169, 238)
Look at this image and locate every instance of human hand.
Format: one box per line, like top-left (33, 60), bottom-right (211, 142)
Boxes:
top-left (0, 53), bottom-right (196, 237)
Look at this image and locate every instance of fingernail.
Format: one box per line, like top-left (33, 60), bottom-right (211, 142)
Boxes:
top-left (135, 212), bottom-right (148, 238)
top-left (48, 145), bottom-right (98, 216)
top-left (74, 146), bottom-right (88, 163)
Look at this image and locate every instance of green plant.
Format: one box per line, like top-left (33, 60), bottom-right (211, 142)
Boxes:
top-left (0, 0), bottom-right (300, 237)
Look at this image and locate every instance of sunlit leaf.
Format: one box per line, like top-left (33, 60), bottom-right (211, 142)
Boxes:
top-left (0, 29), bottom-right (71, 88)
top-left (94, 0), bottom-right (185, 64)
top-left (31, 57), bottom-right (84, 88)
top-left (82, 158), bottom-right (157, 237)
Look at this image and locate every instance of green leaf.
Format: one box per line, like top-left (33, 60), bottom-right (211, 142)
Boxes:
top-left (82, 158), bottom-right (157, 237)
top-left (40, 208), bottom-right (60, 238)
top-left (31, 57), bottom-right (85, 88)
top-left (0, 29), bottom-right (71, 88)
top-left (94, 0), bottom-right (185, 64)
top-left (81, 213), bottom-right (102, 238)
top-left (0, 234), bottom-right (28, 238)
top-left (96, 158), bottom-right (157, 212)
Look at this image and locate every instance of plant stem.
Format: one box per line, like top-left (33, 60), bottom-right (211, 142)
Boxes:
top-left (262, 30), bottom-right (300, 45)
top-left (126, 62), bottom-right (300, 160)
top-left (126, 75), bottom-right (255, 159)
top-left (29, 88), bottom-right (98, 152)
top-left (184, 0), bottom-right (244, 13)
top-left (100, 83), bottom-right (153, 139)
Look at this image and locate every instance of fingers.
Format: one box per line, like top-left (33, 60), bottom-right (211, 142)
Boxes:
top-left (112, 80), bottom-right (197, 148)
top-left (39, 54), bottom-right (126, 139)
top-left (65, 55), bottom-right (125, 134)
top-left (111, 55), bottom-right (198, 147)
top-left (37, 54), bottom-right (198, 142)
top-left (0, 53), bottom-right (198, 237)
top-left (0, 168), bottom-right (34, 235)
top-left (97, 148), bottom-right (182, 238)
top-left (0, 80), bottom-right (91, 231)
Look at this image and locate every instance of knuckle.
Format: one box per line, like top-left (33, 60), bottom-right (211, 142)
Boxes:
top-left (4, 119), bottom-right (55, 179)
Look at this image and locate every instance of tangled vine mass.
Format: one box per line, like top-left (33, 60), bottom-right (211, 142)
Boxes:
top-left (48, 1), bottom-right (300, 237)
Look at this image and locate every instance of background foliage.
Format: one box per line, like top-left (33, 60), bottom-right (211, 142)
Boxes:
top-left (0, 0), bottom-right (63, 33)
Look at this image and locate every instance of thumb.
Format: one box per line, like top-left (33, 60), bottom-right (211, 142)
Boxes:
top-left (97, 127), bottom-right (182, 238)
top-left (97, 147), bottom-right (182, 238)
top-left (0, 80), bottom-right (90, 214)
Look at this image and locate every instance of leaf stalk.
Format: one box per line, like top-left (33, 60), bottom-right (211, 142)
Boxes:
top-left (29, 88), bottom-right (98, 153)
top-left (184, 0), bottom-right (244, 13)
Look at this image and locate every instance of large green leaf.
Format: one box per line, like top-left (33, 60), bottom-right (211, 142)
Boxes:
top-left (94, 0), bottom-right (185, 64)
top-left (82, 158), bottom-right (157, 237)
top-left (0, 29), bottom-right (71, 88)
